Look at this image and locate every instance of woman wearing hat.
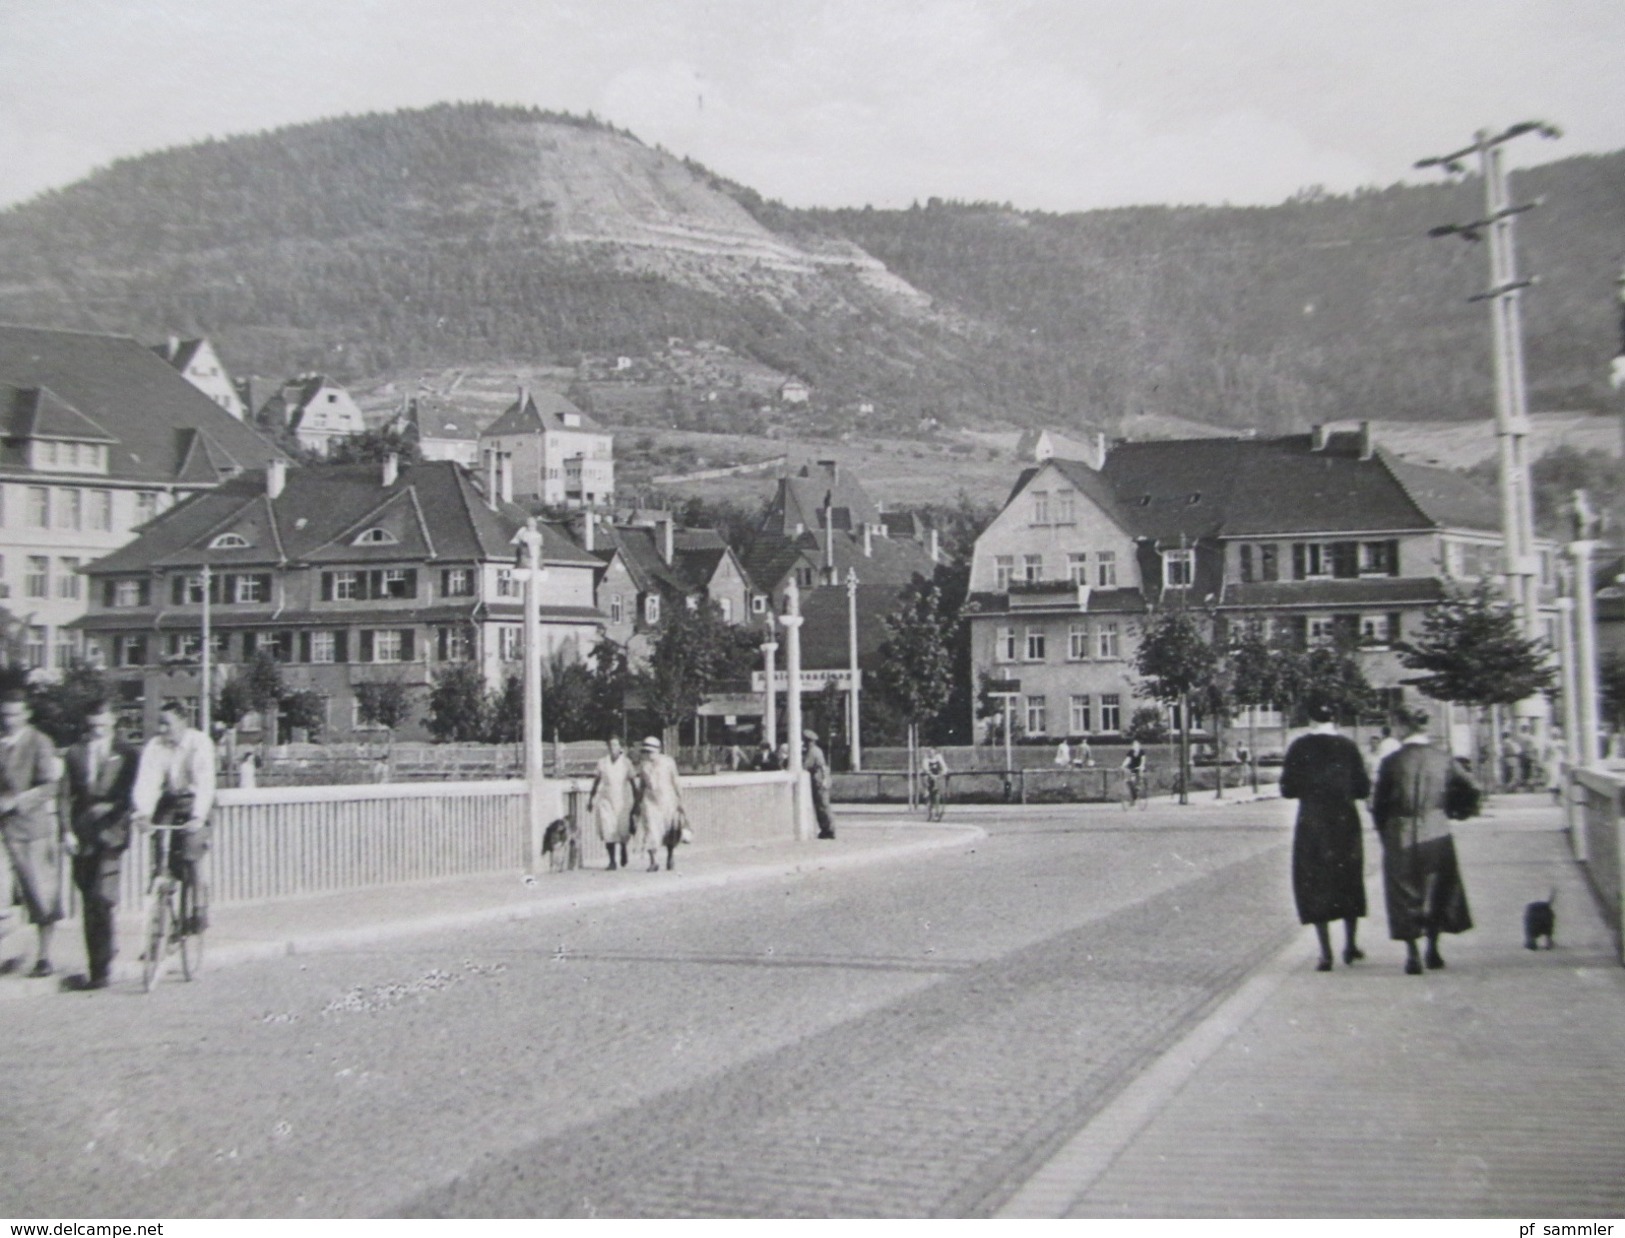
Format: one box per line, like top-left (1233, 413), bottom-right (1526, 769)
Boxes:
top-left (631, 736), bottom-right (685, 872)
top-left (1371, 706), bottom-right (1477, 974)
top-left (587, 737), bottom-right (634, 870)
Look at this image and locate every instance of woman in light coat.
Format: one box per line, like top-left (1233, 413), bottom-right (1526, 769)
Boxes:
top-left (586, 737), bottom-right (634, 870)
top-left (632, 736), bottom-right (684, 872)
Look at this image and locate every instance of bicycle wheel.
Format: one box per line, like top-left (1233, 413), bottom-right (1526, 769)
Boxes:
top-left (142, 892), bottom-right (173, 992)
top-left (179, 884), bottom-right (204, 982)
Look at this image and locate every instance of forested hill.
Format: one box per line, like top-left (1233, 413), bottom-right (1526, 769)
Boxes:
top-left (0, 101), bottom-right (1620, 434)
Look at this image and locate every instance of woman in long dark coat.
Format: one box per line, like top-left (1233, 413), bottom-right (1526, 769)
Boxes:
top-left (1279, 702), bottom-right (1371, 971)
top-left (1370, 707), bottom-right (1476, 975)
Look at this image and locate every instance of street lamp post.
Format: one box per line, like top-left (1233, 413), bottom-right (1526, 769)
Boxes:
top-left (514, 519), bottom-right (548, 873)
top-left (760, 611), bottom-right (778, 753)
top-left (199, 561), bottom-right (211, 740)
top-left (1569, 493), bottom-right (1602, 769)
top-left (846, 567), bottom-right (862, 773)
top-left (781, 579), bottom-right (807, 840)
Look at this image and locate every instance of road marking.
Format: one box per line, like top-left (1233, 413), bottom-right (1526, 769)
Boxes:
top-left (996, 932), bottom-right (1302, 1218)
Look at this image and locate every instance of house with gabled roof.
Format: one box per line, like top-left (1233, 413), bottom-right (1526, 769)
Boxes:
top-left (394, 395), bottom-right (486, 468)
top-left (72, 458), bottom-right (604, 739)
top-left (152, 336), bottom-right (246, 420)
top-left (479, 387), bottom-right (613, 508)
top-left (967, 422), bottom-right (1559, 751)
top-left (0, 323), bottom-right (286, 676)
top-left (252, 374), bottom-right (366, 457)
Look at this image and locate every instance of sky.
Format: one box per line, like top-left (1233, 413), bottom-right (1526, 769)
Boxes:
top-left (2, 0), bottom-right (1623, 213)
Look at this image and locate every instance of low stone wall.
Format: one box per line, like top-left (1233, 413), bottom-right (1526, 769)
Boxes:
top-left (1572, 767), bottom-right (1625, 964)
top-left (561, 770), bottom-right (801, 866)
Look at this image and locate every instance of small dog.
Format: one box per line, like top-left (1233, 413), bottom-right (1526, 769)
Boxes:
top-left (1523, 888), bottom-right (1556, 951)
top-left (541, 817), bottom-right (571, 872)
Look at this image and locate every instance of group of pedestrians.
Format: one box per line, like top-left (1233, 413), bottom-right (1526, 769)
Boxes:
top-left (1, 693), bottom-right (216, 990)
top-left (585, 736), bottom-right (687, 873)
top-left (1281, 703), bottom-right (1479, 976)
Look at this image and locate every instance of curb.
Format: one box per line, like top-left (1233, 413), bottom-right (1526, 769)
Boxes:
top-left (1, 824), bottom-right (984, 1000)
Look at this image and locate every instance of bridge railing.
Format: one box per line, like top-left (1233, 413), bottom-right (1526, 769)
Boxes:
top-left (1571, 767), bottom-right (1625, 965)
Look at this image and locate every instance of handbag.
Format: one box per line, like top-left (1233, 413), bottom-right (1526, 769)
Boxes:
top-left (1444, 772), bottom-right (1481, 821)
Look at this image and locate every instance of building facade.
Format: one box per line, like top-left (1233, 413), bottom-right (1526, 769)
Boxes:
top-left (152, 337), bottom-right (247, 420)
top-left (0, 324), bottom-right (286, 675)
top-left (967, 425), bottom-right (1558, 751)
top-left (479, 388), bottom-right (613, 508)
top-left (253, 375), bottom-right (367, 456)
top-left (72, 459), bottom-right (604, 739)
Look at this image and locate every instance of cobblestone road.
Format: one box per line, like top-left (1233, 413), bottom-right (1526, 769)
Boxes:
top-left (0, 805), bottom-right (1296, 1217)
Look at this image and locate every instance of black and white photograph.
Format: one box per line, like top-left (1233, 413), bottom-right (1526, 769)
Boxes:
top-left (1, 0), bottom-right (1623, 1225)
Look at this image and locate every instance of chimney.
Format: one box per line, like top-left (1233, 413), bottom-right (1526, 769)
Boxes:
top-left (498, 453), bottom-right (513, 504)
top-left (930, 527), bottom-right (940, 564)
top-left (1310, 424), bottom-right (1329, 452)
top-left (825, 504), bottom-right (835, 573)
top-left (266, 458), bottom-right (287, 500)
top-left (486, 449), bottom-right (500, 511)
top-left (660, 514), bottom-right (674, 565)
top-left (381, 452), bottom-right (399, 487)
top-left (1093, 432), bottom-right (1108, 471)
top-left (583, 509), bottom-right (595, 553)
top-left (863, 522), bottom-right (873, 558)
top-left (167, 334), bottom-right (180, 359)
top-left (1358, 420), bottom-right (1375, 460)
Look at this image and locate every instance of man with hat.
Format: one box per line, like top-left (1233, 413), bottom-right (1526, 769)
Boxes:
top-left (1371, 706), bottom-right (1478, 975)
top-left (802, 728), bottom-right (835, 840)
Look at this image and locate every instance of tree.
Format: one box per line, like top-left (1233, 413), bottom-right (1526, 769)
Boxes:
top-left (326, 426), bottom-right (421, 465)
top-left (872, 579), bottom-right (956, 804)
top-left (354, 679), bottom-right (415, 743)
top-left (485, 674), bottom-right (524, 745)
top-left (635, 598), bottom-right (756, 744)
top-left (542, 650), bottom-right (599, 743)
top-left (281, 689), bottom-right (327, 741)
top-left (1396, 579), bottom-right (1556, 772)
top-left (230, 651), bottom-right (287, 744)
top-left (1125, 706), bottom-right (1169, 743)
top-left (1134, 606), bottom-right (1220, 804)
top-left (426, 662), bottom-right (489, 742)
top-left (585, 637), bottom-right (631, 741)
top-left (26, 663), bottom-right (110, 746)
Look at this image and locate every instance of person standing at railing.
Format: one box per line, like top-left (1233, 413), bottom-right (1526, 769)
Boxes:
top-left (60, 699), bottom-right (140, 990)
top-left (587, 736), bottom-right (634, 871)
top-left (131, 701), bottom-right (217, 933)
top-left (0, 690), bottom-right (63, 978)
top-left (803, 729), bottom-right (835, 839)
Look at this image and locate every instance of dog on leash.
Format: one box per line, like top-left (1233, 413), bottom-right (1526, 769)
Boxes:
top-left (1523, 888), bottom-right (1556, 950)
top-left (541, 817), bottom-right (571, 872)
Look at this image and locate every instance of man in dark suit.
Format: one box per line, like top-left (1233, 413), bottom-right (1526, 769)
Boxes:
top-left (60, 700), bottom-right (139, 990)
top-left (1371, 707), bottom-right (1478, 976)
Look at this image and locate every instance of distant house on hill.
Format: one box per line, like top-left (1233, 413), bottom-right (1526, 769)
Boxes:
top-left (151, 336), bottom-right (246, 420)
top-left (1016, 427), bottom-right (1108, 466)
top-left (393, 396), bottom-right (485, 467)
top-left (479, 387), bottom-right (613, 508)
top-left (0, 323), bottom-right (286, 677)
top-left (778, 378), bottom-right (811, 405)
top-left (252, 375), bottom-right (366, 457)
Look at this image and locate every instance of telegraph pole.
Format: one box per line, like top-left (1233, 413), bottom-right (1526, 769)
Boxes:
top-left (1416, 121), bottom-right (1560, 648)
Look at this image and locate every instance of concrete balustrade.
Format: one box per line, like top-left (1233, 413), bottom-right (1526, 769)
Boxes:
top-left (1571, 767), bottom-right (1625, 963)
top-left (563, 770), bottom-right (801, 868)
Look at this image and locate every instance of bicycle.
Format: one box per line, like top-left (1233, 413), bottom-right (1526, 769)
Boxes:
top-left (1120, 769), bottom-right (1149, 811)
top-left (141, 824), bottom-right (204, 991)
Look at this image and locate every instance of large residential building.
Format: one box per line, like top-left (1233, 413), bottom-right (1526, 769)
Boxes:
top-left (967, 425), bottom-right (1558, 750)
top-left (71, 458), bottom-right (604, 739)
top-left (479, 388), bottom-right (613, 508)
top-left (0, 324), bottom-right (286, 674)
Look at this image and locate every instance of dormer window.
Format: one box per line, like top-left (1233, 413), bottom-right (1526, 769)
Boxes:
top-left (209, 533), bottom-right (250, 550)
top-left (1163, 549), bottom-right (1195, 588)
top-left (354, 528), bottom-right (397, 546)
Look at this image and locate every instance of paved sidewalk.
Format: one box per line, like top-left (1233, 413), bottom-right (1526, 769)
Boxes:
top-left (1003, 793), bottom-right (1625, 1219)
top-left (0, 815), bottom-right (977, 1001)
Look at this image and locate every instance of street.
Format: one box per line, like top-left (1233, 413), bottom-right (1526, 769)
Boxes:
top-left (1, 805), bottom-right (1294, 1218)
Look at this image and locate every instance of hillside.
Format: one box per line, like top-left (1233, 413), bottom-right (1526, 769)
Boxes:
top-left (1, 103), bottom-right (1622, 438)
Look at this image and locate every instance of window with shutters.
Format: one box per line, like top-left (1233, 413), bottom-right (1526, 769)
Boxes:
top-left (1162, 549), bottom-right (1195, 588)
top-left (310, 631), bottom-right (337, 664)
top-left (113, 578), bottom-right (143, 607)
top-left (1239, 544), bottom-right (1254, 582)
top-left (498, 626), bottom-right (522, 661)
top-left (438, 626), bottom-right (472, 661)
top-left (496, 569), bottom-right (519, 599)
top-left (441, 568), bottom-right (474, 597)
top-left (371, 630), bottom-right (403, 663)
top-left (1307, 615), bottom-right (1336, 647)
top-left (234, 574), bottom-right (268, 603)
top-left (116, 634), bottom-right (148, 667)
top-left (375, 569), bottom-right (414, 599)
top-left (1360, 613), bottom-right (1399, 647)
top-left (1360, 541), bottom-right (1398, 576)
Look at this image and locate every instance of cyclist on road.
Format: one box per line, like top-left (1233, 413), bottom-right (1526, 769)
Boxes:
top-left (131, 701), bottom-right (217, 933)
top-left (1121, 739), bottom-right (1149, 807)
top-left (921, 746), bottom-right (948, 818)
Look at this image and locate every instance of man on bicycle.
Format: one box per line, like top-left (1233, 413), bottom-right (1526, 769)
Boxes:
top-left (1121, 739), bottom-right (1149, 806)
top-left (131, 701), bottom-right (217, 933)
top-left (921, 747), bottom-right (948, 815)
